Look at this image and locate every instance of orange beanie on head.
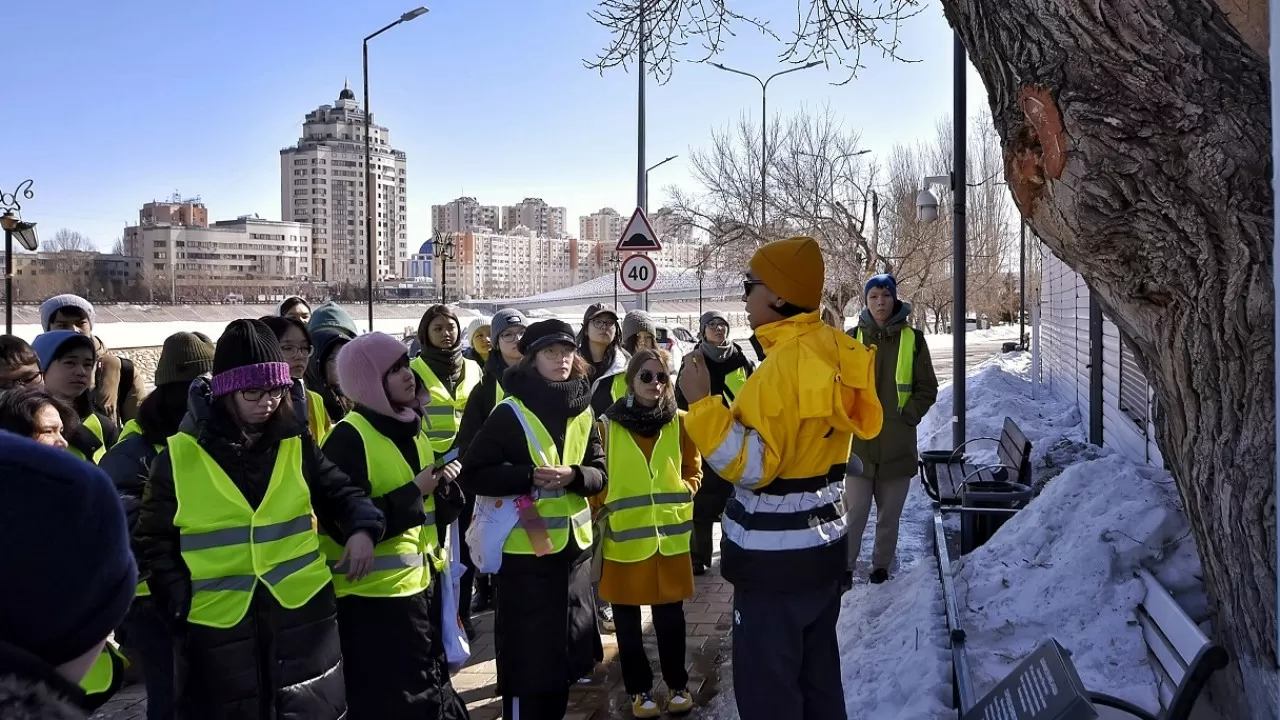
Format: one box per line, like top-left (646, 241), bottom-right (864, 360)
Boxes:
top-left (749, 236), bottom-right (824, 311)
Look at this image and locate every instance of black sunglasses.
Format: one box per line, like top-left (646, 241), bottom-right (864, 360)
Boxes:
top-left (638, 370), bottom-right (668, 384)
top-left (742, 278), bottom-right (765, 296)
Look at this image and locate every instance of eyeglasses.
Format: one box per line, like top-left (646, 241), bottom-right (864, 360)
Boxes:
top-left (638, 370), bottom-right (668, 385)
top-left (539, 345), bottom-right (576, 360)
top-left (279, 345), bottom-right (313, 358)
top-left (590, 317), bottom-right (616, 330)
top-left (742, 278), bottom-right (765, 297)
top-left (0, 371), bottom-right (41, 390)
top-left (705, 321), bottom-right (729, 331)
top-left (239, 386), bottom-right (287, 402)
top-left (499, 329), bottom-right (525, 343)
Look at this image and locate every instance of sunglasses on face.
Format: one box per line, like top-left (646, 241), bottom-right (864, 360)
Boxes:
top-left (742, 278), bottom-right (765, 297)
top-left (240, 386), bottom-right (287, 402)
top-left (638, 370), bottom-right (668, 384)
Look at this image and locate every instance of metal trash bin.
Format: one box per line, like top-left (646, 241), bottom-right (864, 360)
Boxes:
top-left (960, 480), bottom-right (1032, 554)
top-left (919, 450), bottom-right (966, 502)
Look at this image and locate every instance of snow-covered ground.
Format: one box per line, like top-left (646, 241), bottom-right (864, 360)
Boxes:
top-left (702, 351), bottom-right (1203, 719)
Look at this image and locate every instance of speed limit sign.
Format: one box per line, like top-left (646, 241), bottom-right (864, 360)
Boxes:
top-left (619, 254), bottom-right (657, 293)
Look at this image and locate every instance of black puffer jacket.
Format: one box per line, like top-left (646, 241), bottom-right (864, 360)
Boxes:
top-left (134, 377), bottom-right (384, 719)
top-left (99, 432), bottom-right (158, 532)
top-left (455, 351), bottom-right (514, 457)
top-left (305, 329), bottom-right (351, 424)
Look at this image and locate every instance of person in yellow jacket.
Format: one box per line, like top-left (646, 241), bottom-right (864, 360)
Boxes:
top-left (679, 236), bottom-right (883, 720)
top-left (595, 349), bottom-right (701, 718)
top-left (134, 319), bottom-right (384, 719)
top-left (460, 319), bottom-right (608, 720)
top-left (260, 316), bottom-right (332, 441)
top-left (320, 331), bottom-right (470, 719)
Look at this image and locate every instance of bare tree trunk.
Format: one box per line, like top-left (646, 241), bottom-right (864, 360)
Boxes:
top-left (944, 0), bottom-right (1276, 714)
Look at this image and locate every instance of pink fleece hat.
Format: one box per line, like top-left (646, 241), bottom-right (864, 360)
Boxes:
top-left (336, 332), bottom-right (429, 422)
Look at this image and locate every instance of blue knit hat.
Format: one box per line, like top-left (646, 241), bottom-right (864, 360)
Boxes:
top-left (864, 274), bottom-right (898, 300)
top-left (0, 430), bottom-right (137, 665)
top-left (31, 331), bottom-right (97, 372)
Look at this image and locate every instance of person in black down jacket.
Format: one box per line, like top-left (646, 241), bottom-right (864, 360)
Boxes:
top-left (675, 311), bottom-right (756, 575)
top-left (134, 319), bottom-right (383, 720)
top-left (319, 332), bottom-right (469, 719)
top-left (100, 331), bottom-right (214, 720)
top-left (460, 319), bottom-right (607, 720)
top-left (454, 308), bottom-right (527, 634)
top-left (306, 328), bottom-right (353, 425)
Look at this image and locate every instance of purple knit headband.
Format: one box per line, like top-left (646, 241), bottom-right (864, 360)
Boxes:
top-left (211, 362), bottom-right (292, 398)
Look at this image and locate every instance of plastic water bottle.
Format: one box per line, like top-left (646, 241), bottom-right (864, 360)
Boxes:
top-left (514, 494), bottom-right (554, 556)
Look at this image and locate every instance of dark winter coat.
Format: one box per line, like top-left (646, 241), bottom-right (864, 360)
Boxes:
top-left (454, 351), bottom-right (514, 458)
top-left (134, 377), bottom-right (385, 719)
top-left (848, 302), bottom-right (940, 479)
top-left (99, 432), bottom-right (159, 531)
top-left (676, 342), bottom-right (757, 518)
top-left (306, 329), bottom-right (352, 424)
top-left (459, 365), bottom-right (607, 696)
top-left (0, 641), bottom-right (89, 720)
top-left (320, 406), bottom-right (467, 719)
top-left (66, 405), bottom-right (118, 463)
top-left (586, 346), bottom-right (629, 418)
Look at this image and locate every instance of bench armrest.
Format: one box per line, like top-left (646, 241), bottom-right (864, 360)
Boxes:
top-left (960, 463), bottom-right (1019, 488)
top-left (943, 436), bottom-right (1002, 463)
top-left (1165, 644), bottom-right (1229, 720)
top-left (1088, 692), bottom-right (1159, 720)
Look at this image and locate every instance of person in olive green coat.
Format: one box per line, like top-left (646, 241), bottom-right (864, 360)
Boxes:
top-left (846, 274), bottom-right (939, 584)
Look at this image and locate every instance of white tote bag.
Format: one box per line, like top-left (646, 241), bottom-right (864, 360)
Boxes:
top-left (440, 521), bottom-right (471, 672)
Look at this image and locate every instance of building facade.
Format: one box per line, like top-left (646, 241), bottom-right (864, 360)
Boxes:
top-left (579, 207), bottom-right (625, 246)
top-left (501, 198), bottom-right (567, 238)
top-left (12, 252), bottom-right (142, 303)
top-left (279, 82), bottom-right (408, 287)
top-left (438, 228), bottom-right (587, 300)
top-left (431, 197), bottom-right (499, 234)
top-left (123, 203), bottom-right (313, 302)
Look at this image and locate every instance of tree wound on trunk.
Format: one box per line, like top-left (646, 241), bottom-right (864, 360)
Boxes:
top-left (1005, 87), bottom-right (1067, 217)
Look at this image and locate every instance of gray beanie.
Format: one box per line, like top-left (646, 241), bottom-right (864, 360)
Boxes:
top-left (490, 308), bottom-right (528, 345)
top-left (699, 310), bottom-right (729, 337)
top-left (39, 294), bottom-right (96, 331)
top-left (622, 310), bottom-right (657, 345)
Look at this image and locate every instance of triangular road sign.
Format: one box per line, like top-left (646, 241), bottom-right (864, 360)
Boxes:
top-left (615, 207), bottom-right (663, 252)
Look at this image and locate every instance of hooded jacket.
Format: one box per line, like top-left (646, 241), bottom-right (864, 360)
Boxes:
top-left (683, 310), bottom-right (882, 590)
top-left (0, 642), bottom-right (88, 720)
top-left (133, 377), bottom-right (384, 718)
top-left (307, 301), bottom-right (358, 339)
top-left (848, 302), bottom-right (939, 479)
top-left (305, 329), bottom-right (351, 423)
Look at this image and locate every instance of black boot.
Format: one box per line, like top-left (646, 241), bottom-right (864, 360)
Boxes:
top-left (691, 521), bottom-right (714, 573)
top-left (471, 574), bottom-right (494, 613)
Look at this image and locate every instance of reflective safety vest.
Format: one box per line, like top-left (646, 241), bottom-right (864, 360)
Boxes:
top-left (722, 367), bottom-right (749, 404)
top-left (499, 398), bottom-right (594, 555)
top-left (69, 413), bottom-right (107, 464)
top-left (319, 412), bottom-right (437, 598)
top-left (307, 389), bottom-right (332, 442)
top-left (118, 419), bottom-right (163, 598)
top-left (169, 433), bottom-right (331, 629)
top-left (610, 373), bottom-right (627, 402)
top-left (411, 356), bottom-right (482, 452)
top-left (600, 418), bottom-right (692, 562)
top-left (856, 327), bottom-right (915, 410)
top-left (80, 639), bottom-right (125, 697)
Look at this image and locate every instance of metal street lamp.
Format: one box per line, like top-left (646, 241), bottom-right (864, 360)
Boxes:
top-left (645, 154), bottom-right (678, 210)
top-left (695, 266), bottom-right (705, 317)
top-left (709, 60), bottom-right (823, 231)
top-left (432, 234), bottom-right (455, 304)
top-left (364, 6), bottom-right (429, 332)
top-left (1, 180), bottom-right (38, 335)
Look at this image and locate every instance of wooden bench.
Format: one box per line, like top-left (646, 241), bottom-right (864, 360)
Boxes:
top-left (1090, 569), bottom-right (1229, 720)
top-left (924, 417), bottom-right (1033, 504)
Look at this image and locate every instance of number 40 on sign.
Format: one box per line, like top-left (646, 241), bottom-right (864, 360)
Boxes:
top-left (620, 254), bottom-right (657, 294)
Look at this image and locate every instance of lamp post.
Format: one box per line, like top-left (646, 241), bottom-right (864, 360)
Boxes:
top-left (610, 250), bottom-right (621, 308)
top-left (1, 180), bottom-right (39, 336)
top-left (432, 234), bottom-right (455, 304)
top-left (914, 32), bottom-right (968, 452)
top-left (364, 6), bottom-right (429, 332)
top-left (709, 60), bottom-right (822, 231)
top-left (645, 154), bottom-right (678, 210)
top-left (695, 266), bottom-right (705, 316)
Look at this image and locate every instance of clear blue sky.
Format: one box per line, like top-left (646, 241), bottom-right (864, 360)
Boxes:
top-left (5, 0), bottom-right (988, 251)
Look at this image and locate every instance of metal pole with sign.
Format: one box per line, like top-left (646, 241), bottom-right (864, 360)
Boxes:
top-left (616, 208), bottom-right (662, 310)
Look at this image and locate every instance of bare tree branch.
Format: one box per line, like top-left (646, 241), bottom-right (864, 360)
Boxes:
top-left (42, 228), bottom-right (95, 253)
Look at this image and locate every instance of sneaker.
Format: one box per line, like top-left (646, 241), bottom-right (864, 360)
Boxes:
top-left (597, 603), bottom-right (615, 633)
top-left (869, 568), bottom-right (889, 584)
top-left (666, 688), bottom-right (694, 715)
top-left (631, 692), bottom-right (662, 718)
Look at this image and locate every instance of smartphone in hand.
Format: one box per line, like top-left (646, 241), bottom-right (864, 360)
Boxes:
top-left (433, 447), bottom-right (459, 470)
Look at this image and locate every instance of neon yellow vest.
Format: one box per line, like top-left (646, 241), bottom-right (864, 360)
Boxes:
top-left (722, 367), bottom-right (748, 404)
top-left (499, 398), bottom-right (594, 555)
top-left (319, 412), bottom-right (437, 598)
top-left (600, 418), bottom-right (692, 562)
top-left (80, 640), bottom-right (125, 697)
top-left (170, 433), bottom-right (331, 629)
top-left (116, 419), bottom-right (162, 597)
top-left (306, 389), bottom-right (332, 442)
top-left (411, 356), bottom-right (482, 452)
top-left (610, 373), bottom-right (627, 402)
top-left (857, 327), bottom-right (915, 410)
top-left (68, 413), bottom-right (107, 464)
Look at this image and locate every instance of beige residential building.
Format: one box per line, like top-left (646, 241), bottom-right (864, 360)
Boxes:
top-left (578, 207), bottom-right (625, 246)
top-left (441, 228), bottom-right (588, 299)
top-left (280, 82), bottom-right (408, 287)
top-left (123, 203), bottom-right (313, 302)
top-left (431, 197), bottom-right (499, 234)
top-left (501, 198), bottom-right (568, 238)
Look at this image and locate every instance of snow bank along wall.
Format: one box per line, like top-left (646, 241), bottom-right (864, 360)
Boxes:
top-left (1038, 247), bottom-right (1164, 468)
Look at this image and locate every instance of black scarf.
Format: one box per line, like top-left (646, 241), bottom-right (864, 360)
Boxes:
top-left (604, 394), bottom-right (677, 438)
top-left (420, 342), bottom-right (463, 387)
top-left (502, 364), bottom-right (592, 423)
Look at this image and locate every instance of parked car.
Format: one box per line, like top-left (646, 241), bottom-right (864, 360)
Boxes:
top-left (655, 323), bottom-right (696, 374)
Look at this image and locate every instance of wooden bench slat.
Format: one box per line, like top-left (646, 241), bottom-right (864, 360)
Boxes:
top-left (1138, 569), bottom-right (1211, 667)
top-left (1137, 609), bottom-right (1183, 707)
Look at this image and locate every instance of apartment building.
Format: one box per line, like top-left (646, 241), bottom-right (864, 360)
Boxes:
top-left (501, 197), bottom-right (568, 238)
top-left (436, 228), bottom-right (586, 299)
top-left (431, 196), bottom-right (500, 234)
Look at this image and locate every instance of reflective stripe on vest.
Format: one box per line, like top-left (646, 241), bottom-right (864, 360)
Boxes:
top-left (856, 327), bottom-right (915, 410)
top-left (170, 433), bottom-right (330, 629)
top-left (319, 412), bottom-right (435, 598)
top-left (601, 419), bottom-right (692, 562)
top-left (722, 367), bottom-right (748, 405)
top-left (499, 397), bottom-right (594, 555)
top-left (80, 640), bottom-right (124, 696)
top-left (412, 356), bottom-right (481, 452)
top-left (69, 413), bottom-right (107, 464)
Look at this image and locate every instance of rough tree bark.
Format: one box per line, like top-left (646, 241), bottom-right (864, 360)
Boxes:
top-left (943, 0), bottom-right (1275, 714)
